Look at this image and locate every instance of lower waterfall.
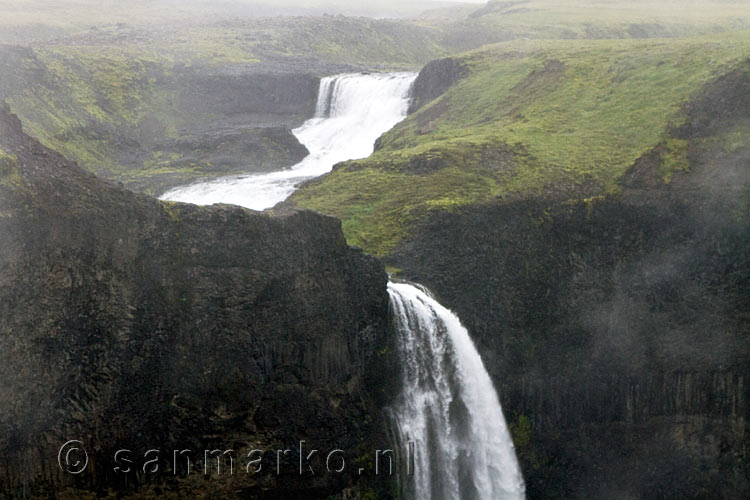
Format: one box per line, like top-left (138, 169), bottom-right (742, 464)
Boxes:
top-left (388, 282), bottom-right (525, 500)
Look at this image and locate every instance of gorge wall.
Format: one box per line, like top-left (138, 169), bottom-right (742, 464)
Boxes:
top-left (387, 58), bottom-right (750, 498)
top-left (0, 44), bottom-right (333, 195)
top-left (0, 103), bottom-right (394, 499)
top-left (3, 26), bottom-right (749, 499)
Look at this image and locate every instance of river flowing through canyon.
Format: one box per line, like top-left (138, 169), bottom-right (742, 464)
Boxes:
top-left (161, 72), bottom-right (416, 210)
top-left (163, 72), bottom-right (525, 499)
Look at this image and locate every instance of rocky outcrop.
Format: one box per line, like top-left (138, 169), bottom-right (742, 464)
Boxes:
top-left (171, 67), bottom-right (321, 130)
top-left (391, 195), bottom-right (748, 498)
top-left (387, 62), bottom-right (750, 498)
top-left (127, 126), bottom-right (310, 194)
top-left (406, 57), bottom-right (467, 114)
top-left (0, 103), bottom-right (393, 498)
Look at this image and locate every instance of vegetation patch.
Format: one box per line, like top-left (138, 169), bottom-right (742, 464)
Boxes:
top-left (292, 33), bottom-right (750, 255)
top-left (0, 149), bottom-right (20, 187)
top-left (4, 1), bottom-right (749, 193)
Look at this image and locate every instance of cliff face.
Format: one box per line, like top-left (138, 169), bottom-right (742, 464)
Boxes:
top-left (405, 57), bottom-right (466, 114)
top-left (388, 64), bottom-right (750, 498)
top-left (0, 104), bottom-right (392, 498)
top-left (0, 45), bottom-right (323, 195)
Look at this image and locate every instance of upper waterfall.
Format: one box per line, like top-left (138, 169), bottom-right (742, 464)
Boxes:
top-left (161, 72), bottom-right (416, 210)
top-left (388, 282), bottom-right (526, 500)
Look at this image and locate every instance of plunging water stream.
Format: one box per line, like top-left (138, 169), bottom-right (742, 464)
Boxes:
top-left (388, 282), bottom-right (525, 500)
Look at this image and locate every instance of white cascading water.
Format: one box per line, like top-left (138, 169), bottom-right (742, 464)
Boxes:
top-left (163, 73), bottom-right (525, 498)
top-left (388, 282), bottom-right (526, 500)
top-left (160, 72), bottom-right (416, 210)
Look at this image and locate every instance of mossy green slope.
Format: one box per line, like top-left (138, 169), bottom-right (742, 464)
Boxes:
top-left (451, 0), bottom-right (750, 41)
top-left (0, 148), bottom-right (21, 192)
top-left (5, 47), bottom-right (155, 177)
top-left (290, 33), bottom-right (750, 255)
top-left (5, 1), bottom-right (749, 193)
top-left (1, 18), bottom-right (449, 192)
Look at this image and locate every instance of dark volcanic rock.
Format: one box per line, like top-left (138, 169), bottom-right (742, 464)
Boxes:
top-left (172, 68), bottom-right (320, 129)
top-left (673, 65), bottom-right (750, 140)
top-left (407, 56), bottom-right (467, 114)
top-left (387, 64), bottom-right (750, 498)
top-left (112, 67), bottom-right (321, 194)
top-left (391, 195), bottom-right (749, 499)
top-left (0, 103), bottom-right (392, 498)
top-left (129, 126), bottom-right (310, 194)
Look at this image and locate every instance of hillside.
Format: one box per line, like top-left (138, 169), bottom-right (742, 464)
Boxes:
top-left (0, 0), bottom-right (479, 43)
top-left (0, 17), bottom-right (449, 194)
top-left (3, 1), bottom-right (749, 195)
top-left (289, 27), bottom-right (750, 498)
top-left (0, 100), bottom-right (394, 498)
top-left (290, 32), bottom-right (750, 255)
top-left (2, 2), bottom-right (750, 497)
top-left (439, 0), bottom-right (750, 48)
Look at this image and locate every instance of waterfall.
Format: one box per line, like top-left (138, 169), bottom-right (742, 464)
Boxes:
top-left (161, 73), bottom-right (525, 497)
top-left (388, 282), bottom-right (525, 500)
top-left (161, 72), bottom-right (416, 210)
top-left (314, 75), bottom-right (337, 117)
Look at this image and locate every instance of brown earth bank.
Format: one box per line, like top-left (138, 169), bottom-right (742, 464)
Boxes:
top-left (0, 103), bottom-right (398, 499)
top-left (384, 55), bottom-right (750, 499)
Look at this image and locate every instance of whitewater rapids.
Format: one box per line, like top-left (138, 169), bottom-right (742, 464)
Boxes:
top-left (161, 72), bottom-right (416, 210)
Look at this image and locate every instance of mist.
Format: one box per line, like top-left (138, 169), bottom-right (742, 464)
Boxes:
top-left (0, 0), bottom-right (484, 33)
top-left (1, 0), bottom-right (748, 498)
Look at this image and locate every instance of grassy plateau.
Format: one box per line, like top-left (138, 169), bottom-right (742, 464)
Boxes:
top-left (290, 31), bottom-right (750, 255)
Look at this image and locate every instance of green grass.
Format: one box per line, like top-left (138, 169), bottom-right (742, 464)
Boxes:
top-left (6, 0), bottom-right (750, 190)
top-left (409, 0), bottom-right (750, 54)
top-left (0, 148), bottom-right (15, 161)
top-left (0, 148), bottom-right (23, 193)
top-left (2, 17), bottom-right (449, 187)
top-left (5, 45), bottom-right (168, 176)
top-left (3, 0), bottom-right (750, 234)
top-left (0, 147), bottom-right (19, 176)
top-left (291, 32), bottom-right (750, 255)
top-left (464, 0), bottom-right (750, 37)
